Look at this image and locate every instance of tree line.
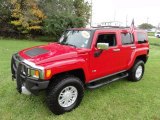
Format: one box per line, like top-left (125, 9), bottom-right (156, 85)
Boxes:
top-left (138, 23), bottom-right (155, 30)
top-left (0, 0), bottom-right (90, 39)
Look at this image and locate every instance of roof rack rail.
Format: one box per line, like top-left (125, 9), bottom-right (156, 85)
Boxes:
top-left (92, 26), bottom-right (130, 29)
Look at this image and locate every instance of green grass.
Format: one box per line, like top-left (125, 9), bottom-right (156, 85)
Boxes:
top-left (0, 37), bottom-right (160, 120)
top-left (148, 32), bottom-right (155, 36)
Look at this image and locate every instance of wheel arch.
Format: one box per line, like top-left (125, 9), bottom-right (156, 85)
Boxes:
top-left (128, 54), bottom-right (148, 70)
top-left (50, 68), bottom-right (86, 85)
top-left (135, 54), bottom-right (148, 63)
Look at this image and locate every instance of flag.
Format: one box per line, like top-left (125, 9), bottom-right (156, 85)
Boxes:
top-left (130, 19), bottom-right (135, 34)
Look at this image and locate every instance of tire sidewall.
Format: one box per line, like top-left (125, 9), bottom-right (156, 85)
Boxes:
top-left (55, 80), bottom-right (83, 111)
top-left (47, 76), bottom-right (84, 114)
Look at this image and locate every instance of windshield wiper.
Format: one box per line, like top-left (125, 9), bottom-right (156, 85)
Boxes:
top-left (57, 42), bottom-right (63, 45)
top-left (58, 42), bottom-right (77, 48)
top-left (64, 43), bottom-right (77, 48)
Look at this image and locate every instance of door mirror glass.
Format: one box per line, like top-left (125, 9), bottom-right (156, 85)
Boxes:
top-left (97, 43), bottom-right (109, 50)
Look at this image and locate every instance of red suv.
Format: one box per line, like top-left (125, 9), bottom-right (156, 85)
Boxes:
top-left (11, 27), bottom-right (149, 115)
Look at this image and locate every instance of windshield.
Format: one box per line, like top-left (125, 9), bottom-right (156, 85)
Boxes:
top-left (59, 30), bottom-right (91, 48)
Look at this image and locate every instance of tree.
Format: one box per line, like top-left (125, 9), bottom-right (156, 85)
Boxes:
top-left (73, 0), bottom-right (91, 25)
top-left (138, 23), bottom-right (154, 30)
top-left (10, 0), bottom-right (46, 34)
top-left (0, 0), bottom-right (13, 34)
top-left (0, 0), bottom-right (91, 38)
top-left (42, 0), bottom-right (91, 39)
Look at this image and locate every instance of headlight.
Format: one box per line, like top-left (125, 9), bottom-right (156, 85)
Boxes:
top-left (29, 69), bottom-right (42, 79)
top-left (23, 60), bottom-right (52, 80)
top-left (23, 60), bottom-right (44, 79)
top-left (29, 68), bottom-right (52, 79)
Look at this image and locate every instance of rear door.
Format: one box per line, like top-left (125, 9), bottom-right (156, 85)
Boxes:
top-left (119, 32), bottom-right (135, 70)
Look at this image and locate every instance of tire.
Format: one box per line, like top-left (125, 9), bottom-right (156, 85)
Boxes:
top-left (46, 75), bottom-right (84, 115)
top-left (128, 60), bottom-right (145, 82)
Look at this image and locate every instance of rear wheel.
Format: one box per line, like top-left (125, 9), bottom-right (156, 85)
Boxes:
top-left (128, 60), bottom-right (145, 82)
top-left (46, 75), bottom-right (84, 115)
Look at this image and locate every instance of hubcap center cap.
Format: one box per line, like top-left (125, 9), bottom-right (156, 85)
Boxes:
top-left (63, 91), bottom-right (72, 100)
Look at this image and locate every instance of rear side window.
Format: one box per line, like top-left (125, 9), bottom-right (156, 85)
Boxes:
top-left (137, 32), bottom-right (147, 43)
top-left (96, 34), bottom-right (116, 47)
top-left (121, 33), bottom-right (133, 45)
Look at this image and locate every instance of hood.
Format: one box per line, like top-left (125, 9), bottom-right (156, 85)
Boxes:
top-left (19, 43), bottom-right (78, 65)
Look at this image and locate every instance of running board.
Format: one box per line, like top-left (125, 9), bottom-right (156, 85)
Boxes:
top-left (86, 72), bottom-right (128, 89)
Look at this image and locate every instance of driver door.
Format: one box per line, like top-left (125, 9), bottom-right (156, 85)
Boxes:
top-left (90, 32), bottom-right (122, 80)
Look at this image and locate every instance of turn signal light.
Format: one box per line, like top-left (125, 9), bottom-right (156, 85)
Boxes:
top-left (46, 69), bottom-right (52, 78)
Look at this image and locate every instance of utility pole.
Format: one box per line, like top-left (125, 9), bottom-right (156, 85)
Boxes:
top-left (90, 0), bottom-right (93, 27)
top-left (113, 10), bottom-right (116, 21)
top-left (158, 23), bottom-right (160, 30)
top-left (147, 17), bottom-right (149, 24)
top-left (126, 15), bottom-right (128, 27)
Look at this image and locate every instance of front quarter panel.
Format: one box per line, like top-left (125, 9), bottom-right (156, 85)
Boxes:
top-left (41, 57), bottom-right (90, 81)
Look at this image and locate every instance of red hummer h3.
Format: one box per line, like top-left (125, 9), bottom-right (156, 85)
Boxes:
top-left (11, 27), bottom-right (149, 115)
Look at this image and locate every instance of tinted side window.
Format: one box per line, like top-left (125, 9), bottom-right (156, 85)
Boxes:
top-left (97, 34), bottom-right (116, 47)
top-left (137, 32), bottom-right (147, 43)
top-left (121, 33), bottom-right (133, 45)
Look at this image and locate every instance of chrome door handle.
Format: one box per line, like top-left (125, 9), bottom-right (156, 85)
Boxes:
top-left (113, 49), bottom-right (120, 52)
top-left (131, 46), bottom-right (136, 49)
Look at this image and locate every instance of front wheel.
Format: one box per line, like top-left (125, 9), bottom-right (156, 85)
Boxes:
top-left (46, 76), bottom-right (84, 115)
top-left (128, 60), bottom-right (145, 82)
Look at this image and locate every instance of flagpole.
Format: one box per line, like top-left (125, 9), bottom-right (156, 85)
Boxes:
top-left (130, 19), bottom-right (135, 34)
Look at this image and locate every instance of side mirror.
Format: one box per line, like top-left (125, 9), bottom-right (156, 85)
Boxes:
top-left (97, 43), bottom-right (109, 50)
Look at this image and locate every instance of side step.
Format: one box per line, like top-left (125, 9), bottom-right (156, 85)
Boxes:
top-left (86, 72), bottom-right (128, 89)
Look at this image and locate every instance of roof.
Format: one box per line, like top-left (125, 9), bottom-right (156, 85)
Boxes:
top-left (68, 27), bottom-right (145, 33)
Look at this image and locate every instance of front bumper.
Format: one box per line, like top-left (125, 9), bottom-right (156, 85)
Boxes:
top-left (11, 54), bottom-right (49, 95)
top-left (24, 77), bottom-right (49, 95)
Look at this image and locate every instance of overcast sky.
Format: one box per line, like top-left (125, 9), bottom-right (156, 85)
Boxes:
top-left (90, 0), bottom-right (160, 27)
